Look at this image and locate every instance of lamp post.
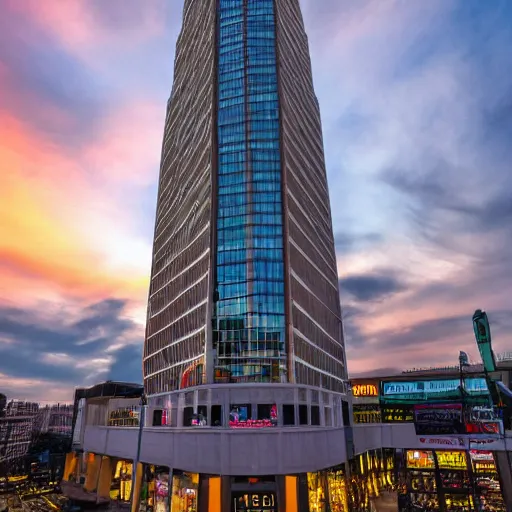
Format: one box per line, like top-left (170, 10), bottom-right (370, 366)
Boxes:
top-left (130, 393), bottom-right (147, 506)
top-left (458, 351), bottom-right (469, 432)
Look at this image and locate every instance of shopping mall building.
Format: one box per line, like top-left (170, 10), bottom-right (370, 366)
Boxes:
top-left (61, 0), bottom-right (512, 510)
top-left (62, 357), bottom-right (512, 512)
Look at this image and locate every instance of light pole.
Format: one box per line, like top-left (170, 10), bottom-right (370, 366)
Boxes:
top-left (459, 351), bottom-right (469, 419)
top-left (130, 393), bottom-right (146, 506)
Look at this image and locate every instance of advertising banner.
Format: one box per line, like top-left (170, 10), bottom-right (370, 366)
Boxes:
top-left (413, 404), bottom-right (464, 435)
top-left (381, 378), bottom-right (488, 402)
top-left (418, 436), bottom-right (468, 449)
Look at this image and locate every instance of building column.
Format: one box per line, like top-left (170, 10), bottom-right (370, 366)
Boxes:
top-left (208, 476), bottom-right (221, 512)
top-left (130, 462), bottom-right (144, 512)
top-left (97, 456), bottom-right (113, 500)
top-left (494, 452), bottom-right (512, 512)
top-left (84, 454), bottom-right (101, 492)
top-left (63, 453), bottom-right (78, 482)
top-left (285, 476), bottom-right (298, 512)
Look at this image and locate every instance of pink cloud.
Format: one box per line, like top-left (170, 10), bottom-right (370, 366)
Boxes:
top-left (10, 0), bottom-right (170, 51)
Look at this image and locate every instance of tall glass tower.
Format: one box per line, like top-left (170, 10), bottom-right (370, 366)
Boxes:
top-left (143, 0), bottom-right (347, 398)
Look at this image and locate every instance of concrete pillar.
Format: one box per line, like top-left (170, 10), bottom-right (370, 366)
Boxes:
top-left (208, 476), bottom-right (221, 512)
top-left (130, 463), bottom-right (144, 512)
top-left (494, 452), bottom-right (512, 512)
top-left (285, 476), bottom-right (298, 512)
top-left (63, 453), bottom-right (78, 482)
top-left (84, 454), bottom-right (101, 492)
top-left (97, 457), bottom-right (113, 500)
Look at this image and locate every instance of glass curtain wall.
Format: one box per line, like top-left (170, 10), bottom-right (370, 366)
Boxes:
top-left (214, 0), bottom-right (286, 383)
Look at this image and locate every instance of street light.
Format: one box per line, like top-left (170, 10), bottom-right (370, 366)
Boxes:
top-left (130, 393), bottom-right (147, 505)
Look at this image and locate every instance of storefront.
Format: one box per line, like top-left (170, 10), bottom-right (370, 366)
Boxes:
top-left (470, 451), bottom-right (505, 510)
top-left (139, 466), bottom-right (170, 512)
top-left (436, 450), bottom-right (473, 511)
top-left (307, 467), bottom-right (350, 512)
top-left (170, 471), bottom-right (199, 512)
top-left (346, 450), bottom-right (397, 512)
top-left (403, 450), bottom-right (439, 510)
top-left (399, 449), bottom-right (506, 511)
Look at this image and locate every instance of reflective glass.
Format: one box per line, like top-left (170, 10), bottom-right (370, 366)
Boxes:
top-left (214, 0), bottom-right (286, 384)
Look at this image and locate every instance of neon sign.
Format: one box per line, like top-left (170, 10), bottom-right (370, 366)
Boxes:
top-left (436, 451), bottom-right (467, 470)
top-left (352, 384), bottom-right (378, 397)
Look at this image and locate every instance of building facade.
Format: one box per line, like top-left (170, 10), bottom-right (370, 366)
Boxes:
top-left (143, 0), bottom-right (346, 397)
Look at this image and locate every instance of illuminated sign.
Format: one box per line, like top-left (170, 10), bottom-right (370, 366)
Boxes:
top-left (406, 450), bottom-right (435, 469)
top-left (232, 493), bottom-right (276, 512)
top-left (436, 451), bottom-right (467, 470)
top-left (229, 419), bottom-right (275, 428)
top-left (466, 422), bottom-right (500, 434)
top-left (352, 383), bottom-right (378, 397)
top-left (381, 406), bottom-right (413, 423)
top-left (470, 450), bottom-right (494, 461)
top-left (382, 378), bottom-right (488, 397)
top-left (352, 405), bottom-right (381, 424)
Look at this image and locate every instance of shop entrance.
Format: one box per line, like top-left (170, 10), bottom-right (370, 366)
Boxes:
top-left (230, 478), bottom-right (278, 512)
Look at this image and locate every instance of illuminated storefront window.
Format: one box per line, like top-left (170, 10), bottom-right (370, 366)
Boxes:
top-left (344, 451), bottom-right (397, 511)
top-left (229, 404), bottom-right (277, 428)
top-left (108, 406), bottom-right (140, 427)
top-left (307, 472), bottom-right (328, 512)
top-left (171, 472), bottom-right (198, 512)
top-left (139, 466), bottom-right (169, 512)
top-left (404, 450), bottom-right (438, 510)
top-left (326, 470), bottom-right (349, 512)
top-left (111, 460), bottom-right (133, 502)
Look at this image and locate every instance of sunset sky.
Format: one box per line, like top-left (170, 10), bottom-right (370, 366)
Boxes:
top-left (1, 0), bottom-right (511, 402)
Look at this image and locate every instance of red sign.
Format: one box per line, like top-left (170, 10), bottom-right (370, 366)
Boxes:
top-left (466, 422), bottom-right (500, 434)
top-left (229, 419), bottom-right (275, 429)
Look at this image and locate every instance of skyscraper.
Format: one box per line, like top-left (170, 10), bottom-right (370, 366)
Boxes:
top-left (143, 0), bottom-right (347, 400)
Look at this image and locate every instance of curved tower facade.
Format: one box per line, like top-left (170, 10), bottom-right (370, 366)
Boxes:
top-left (143, 0), bottom-right (347, 399)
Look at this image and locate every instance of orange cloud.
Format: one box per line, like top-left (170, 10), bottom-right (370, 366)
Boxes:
top-left (0, 111), bottom-right (149, 308)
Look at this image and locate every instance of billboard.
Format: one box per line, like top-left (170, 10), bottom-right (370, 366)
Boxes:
top-left (381, 377), bottom-right (489, 403)
top-left (413, 404), bottom-right (464, 435)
